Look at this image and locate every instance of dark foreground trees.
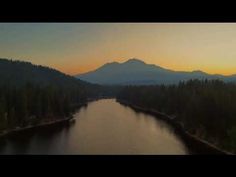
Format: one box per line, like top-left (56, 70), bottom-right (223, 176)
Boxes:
top-left (0, 58), bottom-right (122, 134)
top-left (0, 83), bottom-right (87, 131)
top-left (0, 58), bottom-right (92, 133)
top-left (117, 79), bottom-right (236, 152)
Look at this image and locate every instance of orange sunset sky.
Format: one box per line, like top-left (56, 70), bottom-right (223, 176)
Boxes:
top-left (1, 23), bottom-right (236, 76)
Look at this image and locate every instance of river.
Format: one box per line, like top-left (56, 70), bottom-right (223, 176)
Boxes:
top-left (0, 99), bottom-right (190, 154)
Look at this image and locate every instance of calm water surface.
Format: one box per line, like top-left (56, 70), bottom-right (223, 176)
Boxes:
top-left (0, 99), bottom-right (190, 154)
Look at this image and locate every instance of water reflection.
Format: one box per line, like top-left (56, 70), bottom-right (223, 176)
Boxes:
top-left (0, 99), bottom-right (190, 154)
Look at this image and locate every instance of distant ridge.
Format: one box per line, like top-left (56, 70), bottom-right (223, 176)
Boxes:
top-left (76, 58), bottom-right (236, 85)
top-left (0, 58), bottom-right (89, 88)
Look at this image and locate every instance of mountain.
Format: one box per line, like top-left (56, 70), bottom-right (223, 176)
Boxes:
top-left (0, 58), bottom-right (121, 132)
top-left (0, 58), bottom-right (90, 89)
top-left (0, 58), bottom-right (93, 131)
top-left (76, 58), bottom-right (236, 85)
top-left (0, 58), bottom-right (120, 97)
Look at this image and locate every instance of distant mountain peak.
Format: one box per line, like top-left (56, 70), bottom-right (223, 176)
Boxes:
top-left (124, 58), bottom-right (146, 64)
top-left (103, 61), bottom-right (119, 66)
top-left (107, 61), bottom-right (119, 64)
top-left (76, 58), bottom-right (235, 85)
top-left (191, 70), bottom-right (206, 74)
top-left (98, 61), bottom-right (119, 70)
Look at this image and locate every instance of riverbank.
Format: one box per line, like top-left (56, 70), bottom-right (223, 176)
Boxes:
top-left (0, 117), bottom-right (74, 138)
top-left (117, 99), bottom-right (233, 155)
top-left (0, 97), bottom-right (112, 139)
top-left (0, 100), bottom-right (90, 139)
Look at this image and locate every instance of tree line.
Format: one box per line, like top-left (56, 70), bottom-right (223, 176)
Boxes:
top-left (0, 83), bottom-right (88, 131)
top-left (0, 58), bottom-right (105, 133)
top-left (0, 58), bottom-right (123, 133)
top-left (117, 79), bottom-right (236, 152)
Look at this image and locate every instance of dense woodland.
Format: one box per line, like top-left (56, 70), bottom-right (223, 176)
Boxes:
top-left (0, 83), bottom-right (87, 130)
top-left (0, 58), bottom-right (120, 133)
top-left (3, 58), bottom-right (236, 153)
top-left (117, 79), bottom-right (236, 152)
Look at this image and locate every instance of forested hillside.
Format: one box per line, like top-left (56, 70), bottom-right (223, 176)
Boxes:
top-left (117, 79), bottom-right (236, 153)
top-left (0, 58), bottom-right (105, 132)
top-left (0, 58), bottom-right (89, 88)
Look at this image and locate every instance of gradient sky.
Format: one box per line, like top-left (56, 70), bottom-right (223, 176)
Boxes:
top-left (1, 23), bottom-right (236, 76)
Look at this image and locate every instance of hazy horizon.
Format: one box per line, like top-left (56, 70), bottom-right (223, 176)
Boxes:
top-left (1, 23), bottom-right (236, 76)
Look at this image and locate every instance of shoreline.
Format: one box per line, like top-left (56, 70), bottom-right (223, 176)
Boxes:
top-left (0, 101), bottom-right (90, 139)
top-left (0, 97), bottom-right (107, 139)
top-left (1, 97), bottom-right (231, 154)
top-left (116, 99), bottom-right (233, 155)
top-left (0, 117), bottom-right (74, 138)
